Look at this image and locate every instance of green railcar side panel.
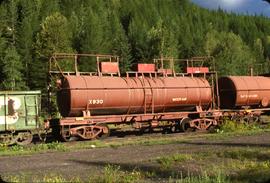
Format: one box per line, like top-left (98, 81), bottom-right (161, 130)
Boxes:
top-left (0, 95), bottom-right (5, 131)
top-left (0, 91), bottom-right (41, 132)
top-left (25, 95), bottom-right (38, 126)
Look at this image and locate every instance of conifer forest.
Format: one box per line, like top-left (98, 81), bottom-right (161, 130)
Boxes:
top-left (1, 0), bottom-right (270, 92)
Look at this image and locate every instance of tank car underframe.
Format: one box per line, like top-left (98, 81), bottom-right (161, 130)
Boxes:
top-left (52, 110), bottom-right (222, 140)
top-left (50, 107), bottom-right (270, 141)
top-left (221, 109), bottom-right (264, 123)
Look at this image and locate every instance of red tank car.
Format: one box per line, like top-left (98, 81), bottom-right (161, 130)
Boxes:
top-left (48, 54), bottom-right (219, 140)
top-left (218, 76), bottom-right (270, 109)
top-left (57, 75), bottom-right (212, 117)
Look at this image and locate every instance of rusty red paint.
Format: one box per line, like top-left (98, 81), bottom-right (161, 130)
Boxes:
top-left (100, 62), bottom-right (119, 73)
top-left (219, 76), bottom-right (270, 108)
top-left (137, 64), bottom-right (155, 72)
top-left (57, 75), bottom-right (212, 117)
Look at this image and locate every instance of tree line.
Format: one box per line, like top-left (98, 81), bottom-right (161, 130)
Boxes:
top-left (1, 0), bottom-right (270, 92)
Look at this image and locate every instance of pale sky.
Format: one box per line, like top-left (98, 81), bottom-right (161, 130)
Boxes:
top-left (191, 0), bottom-right (270, 17)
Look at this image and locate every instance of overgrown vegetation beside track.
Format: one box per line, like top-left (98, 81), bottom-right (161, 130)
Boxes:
top-left (0, 141), bottom-right (67, 156)
top-left (217, 119), bottom-right (262, 133)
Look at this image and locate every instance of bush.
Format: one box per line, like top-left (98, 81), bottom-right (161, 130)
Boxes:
top-left (217, 119), bottom-right (259, 133)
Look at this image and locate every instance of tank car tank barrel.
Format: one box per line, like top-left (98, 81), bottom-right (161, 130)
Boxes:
top-left (218, 76), bottom-right (270, 109)
top-left (57, 76), bottom-right (212, 117)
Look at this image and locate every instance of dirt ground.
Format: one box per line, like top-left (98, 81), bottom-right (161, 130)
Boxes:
top-left (0, 132), bottom-right (270, 182)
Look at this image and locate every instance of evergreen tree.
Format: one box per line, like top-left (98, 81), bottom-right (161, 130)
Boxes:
top-left (253, 38), bottom-right (264, 62)
top-left (36, 12), bottom-right (73, 59)
top-left (0, 0), bottom-right (18, 46)
top-left (107, 9), bottom-right (132, 72)
top-left (33, 12), bottom-right (73, 90)
top-left (0, 34), bottom-right (7, 60)
top-left (147, 19), bottom-right (178, 59)
top-left (1, 46), bottom-right (26, 90)
top-left (38, 0), bottom-right (60, 21)
top-left (0, 0), bottom-right (27, 90)
top-left (17, 0), bottom-right (42, 88)
top-left (78, 1), bottom-right (111, 72)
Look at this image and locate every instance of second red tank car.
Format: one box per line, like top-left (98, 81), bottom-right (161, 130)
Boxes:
top-left (219, 76), bottom-right (270, 109)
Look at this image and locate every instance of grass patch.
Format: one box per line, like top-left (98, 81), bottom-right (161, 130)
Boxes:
top-left (202, 149), bottom-right (270, 183)
top-left (4, 154), bottom-right (269, 183)
top-left (174, 171), bottom-right (229, 183)
top-left (2, 165), bottom-right (229, 183)
top-left (205, 119), bottom-right (270, 141)
top-left (0, 134), bottom-right (201, 156)
top-left (152, 147), bottom-right (270, 183)
top-left (156, 154), bottom-right (193, 169)
top-left (3, 173), bottom-right (81, 183)
top-left (2, 165), bottom-right (142, 183)
top-left (91, 164), bottom-right (142, 183)
top-left (216, 148), bottom-right (270, 161)
top-left (234, 166), bottom-right (270, 183)
top-left (0, 141), bottom-right (67, 156)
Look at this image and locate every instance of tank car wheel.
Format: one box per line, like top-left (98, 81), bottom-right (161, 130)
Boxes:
top-left (180, 118), bottom-right (194, 132)
top-left (170, 125), bottom-right (177, 133)
top-left (61, 135), bottom-right (78, 142)
top-left (207, 125), bottom-right (217, 133)
top-left (137, 126), bottom-right (152, 135)
top-left (96, 124), bottom-right (110, 139)
top-left (231, 116), bottom-right (242, 123)
top-left (60, 127), bottom-right (78, 142)
top-left (170, 121), bottom-right (181, 133)
top-left (61, 133), bottom-right (78, 142)
top-left (16, 131), bottom-right (33, 146)
top-left (243, 116), bottom-right (251, 124)
top-left (162, 127), bottom-right (172, 134)
top-left (243, 116), bottom-right (260, 124)
top-left (252, 116), bottom-right (260, 124)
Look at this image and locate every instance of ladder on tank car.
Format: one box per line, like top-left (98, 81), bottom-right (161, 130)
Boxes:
top-left (141, 76), bottom-right (154, 114)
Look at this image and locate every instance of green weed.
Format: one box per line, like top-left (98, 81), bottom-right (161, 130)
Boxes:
top-left (156, 154), bottom-right (193, 169)
top-left (46, 141), bottom-right (67, 151)
top-left (90, 164), bottom-right (142, 183)
top-left (216, 149), bottom-right (270, 161)
top-left (0, 141), bottom-right (68, 156)
top-left (218, 119), bottom-right (257, 133)
top-left (176, 171), bottom-right (229, 183)
top-left (2, 175), bottom-right (25, 183)
top-left (3, 173), bottom-right (82, 183)
top-left (42, 174), bottom-right (66, 183)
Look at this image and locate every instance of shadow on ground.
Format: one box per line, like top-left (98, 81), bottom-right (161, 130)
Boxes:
top-left (0, 175), bottom-right (8, 183)
top-left (181, 141), bottom-right (270, 148)
top-left (70, 159), bottom-right (188, 180)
